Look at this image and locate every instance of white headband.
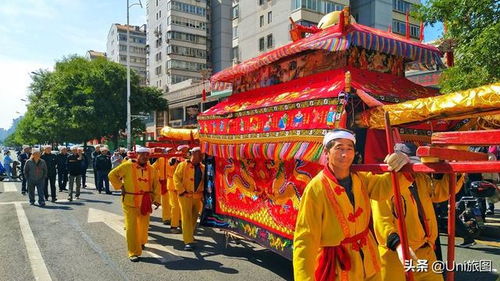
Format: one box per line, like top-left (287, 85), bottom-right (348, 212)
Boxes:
top-left (190, 147), bottom-right (201, 152)
top-left (323, 130), bottom-right (356, 146)
top-left (136, 147), bottom-right (150, 153)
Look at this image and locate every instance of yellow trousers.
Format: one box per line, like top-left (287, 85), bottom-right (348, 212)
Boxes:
top-left (380, 244), bottom-right (443, 281)
top-left (168, 190), bottom-right (181, 227)
top-left (178, 196), bottom-right (203, 244)
top-left (161, 191), bottom-right (171, 222)
top-left (122, 204), bottom-right (150, 257)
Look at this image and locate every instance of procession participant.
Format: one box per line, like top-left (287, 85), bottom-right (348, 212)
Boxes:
top-left (19, 145), bottom-right (32, 195)
top-left (177, 144), bottom-right (190, 159)
top-left (56, 146), bottom-right (69, 191)
top-left (371, 143), bottom-right (465, 281)
top-left (108, 147), bottom-right (161, 262)
top-left (167, 147), bottom-right (183, 232)
top-left (174, 147), bottom-right (205, 251)
top-left (152, 148), bottom-right (173, 225)
top-left (41, 145), bottom-right (58, 202)
top-left (24, 148), bottom-right (47, 206)
top-left (293, 129), bottom-right (414, 281)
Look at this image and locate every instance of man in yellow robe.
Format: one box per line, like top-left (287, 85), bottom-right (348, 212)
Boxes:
top-left (371, 143), bottom-right (464, 281)
top-left (152, 148), bottom-right (173, 225)
top-left (109, 147), bottom-right (161, 262)
top-left (293, 129), bottom-right (413, 281)
top-left (174, 147), bottom-right (205, 251)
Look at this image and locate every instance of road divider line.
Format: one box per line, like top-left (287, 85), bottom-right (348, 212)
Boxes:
top-left (14, 202), bottom-right (52, 281)
top-left (3, 182), bottom-right (18, 192)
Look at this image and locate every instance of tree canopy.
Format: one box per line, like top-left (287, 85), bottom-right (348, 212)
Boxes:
top-left (12, 56), bottom-right (167, 146)
top-left (417, 0), bottom-right (500, 92)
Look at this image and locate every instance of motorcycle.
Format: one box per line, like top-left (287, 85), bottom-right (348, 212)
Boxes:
top-left (456, 181), bottom-right (497, 238)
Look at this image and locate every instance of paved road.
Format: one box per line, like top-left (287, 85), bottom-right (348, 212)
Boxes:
top-left (0, 177), bottom-right (498, 281)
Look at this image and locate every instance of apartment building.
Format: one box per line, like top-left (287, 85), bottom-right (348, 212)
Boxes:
top-left (106, 24), bottom-right (148, 85)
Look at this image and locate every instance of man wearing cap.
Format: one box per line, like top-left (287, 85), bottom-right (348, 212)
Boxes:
top-left (174, 146), bottom-right (205, 250)
top-left (152, 148), bottom-right (173, 226)
top-left (56, 146), bottom-right (69, 192)
top-left (109, 146), bottom-right (161, 262)
top-left (371, 143), bottom-right (465, 281)
top-left (95, 147), bottom-right (112, 194)
top-left (293, 129), bottom-right (414, 281)
top-left (19, 145), bottom-right (32, 195)
top-left (67, 146), bottom-right (83, 201)
top-left (24, 148), bottom-right (47, 206)
top-left (41, 146), bottom-right (58, 202)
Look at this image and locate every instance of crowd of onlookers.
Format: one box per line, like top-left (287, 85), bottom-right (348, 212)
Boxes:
top-left (1, 145), bottom-right (128, 206)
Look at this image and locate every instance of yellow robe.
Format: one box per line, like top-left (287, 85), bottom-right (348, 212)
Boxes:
top-left (293, 168), bottom-right (412, 281)
top-left (371, 174), bottom-right (464, 281)
top-left (153, 157), bottom-right (172, 222)
top-left (109, 161), bottom-right (160, 257)
top-left (174, 160), bottom-right (205, 244)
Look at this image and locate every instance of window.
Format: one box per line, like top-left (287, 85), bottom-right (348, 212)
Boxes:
top-left (232, 46), bottom-right (239, 61)
top-left (168, 1), bottom-right (207, 17)
top-left (392, 19), bottom-right (420, 38)
top-left (259, 0), bottom-right (264, 5)
top-left (167, 60), bottom-right (207, 72)
top-left (260, 15), bottom-right (264, 27)
top-left (170, 107), bottom-right (184, 120)
top-left (291, 0), bottom-right (343, 14)
top-left (167, 31), bottom-right (207, 44)
top-left (119, 45), bottom-right (127, 51)
top-left (167, 45), bottom-right (207, 58)
top-left (155, 65), bottom-right (162, 75)
top-left (170, 75), bottom-right (201, 84)
top-left (232, 5), bottom-right (239, 18)
top-left (259, 37), bottom-right (265, 51)
top-left (168, 15), bottom-right (207, 31)
top-left (120, 55), bottom-right (127, 62)
top-left (232, 26), bottom-right (238, 39)
top-left (393, 0), bottom-right (412, 13)
top-left (156, 0), bottom-right (158, 6)
top-left (268, 11), bottom-right (272, 24)
top-left (156, 52), bottom-right (162, 61)
top-left (119, 34), bottom-right (127, 41)
top-left (267, 34), bottom-right (273, 48)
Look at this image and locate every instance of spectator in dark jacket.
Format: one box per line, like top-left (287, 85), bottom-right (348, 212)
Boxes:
top-left (67, 146), bottom-right (83, 201)
top-left (24, 148), bottom-right (47, 206)
top-left (78, 147), bottom-right (89, 188)
top-left (56, 146), bottom-right (69, 191)
top-left (41, 146), bottom-right (58, 202)
top-left (19, 145), bottom-right (31, 195)
top-left (92, 145), bottom-right (101, 188)
top-left (95, 147), bottom-right (112, 194)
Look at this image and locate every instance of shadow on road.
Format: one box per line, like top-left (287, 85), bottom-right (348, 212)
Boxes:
top-left (39, 205), bottom-right (73, 210)
top-left (145, 224), bottom-right (291, 279)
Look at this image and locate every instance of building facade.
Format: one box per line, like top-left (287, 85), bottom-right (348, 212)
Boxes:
top-left (106, 24), bottom-right (148, 85)
top-left (232, 0), bottom-right (421, 62)
top-left (146, 0), bottom-right (232, 133)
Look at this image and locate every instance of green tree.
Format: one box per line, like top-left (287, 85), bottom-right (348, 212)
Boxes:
top-left (417, 0), bottom-right (500, 92)
top-left (14, 56), bottom-right (167, 146)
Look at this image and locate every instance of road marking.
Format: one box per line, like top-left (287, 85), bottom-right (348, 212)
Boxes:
top-left (0, 201), bottom-right (27, 205)
top-left (475, 239), bottom-right (500, 248)
top-left (3, 182), bottom-right (18, 192)
top-left (87, 208), bottom-right (178, 260)
top-left (14, 202), bottom-right (52, 281)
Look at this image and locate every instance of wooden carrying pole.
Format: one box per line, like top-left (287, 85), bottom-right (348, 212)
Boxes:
top-left (446, 174), bottom-right (457, 281)
top-left (384, 112), bottom-right (415, 281)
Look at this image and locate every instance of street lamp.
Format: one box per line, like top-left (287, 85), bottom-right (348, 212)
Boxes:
top-left (126, 0), bottom-right (143, 150)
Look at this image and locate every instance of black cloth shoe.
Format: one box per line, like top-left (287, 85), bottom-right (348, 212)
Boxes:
top-left (141, 244), bottom-right (145, 250)
top-left (458, 240), bottom-right (476, 248)
top-left (51, 198), bottom-right (57, 202)
top-left (184, 244), bottom-right (194, 251)
top-left (129, 256), bottom-right (140, 262)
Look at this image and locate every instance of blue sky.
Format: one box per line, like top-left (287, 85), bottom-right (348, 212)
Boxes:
top-left (0, 0), bottom-right (443, 130)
